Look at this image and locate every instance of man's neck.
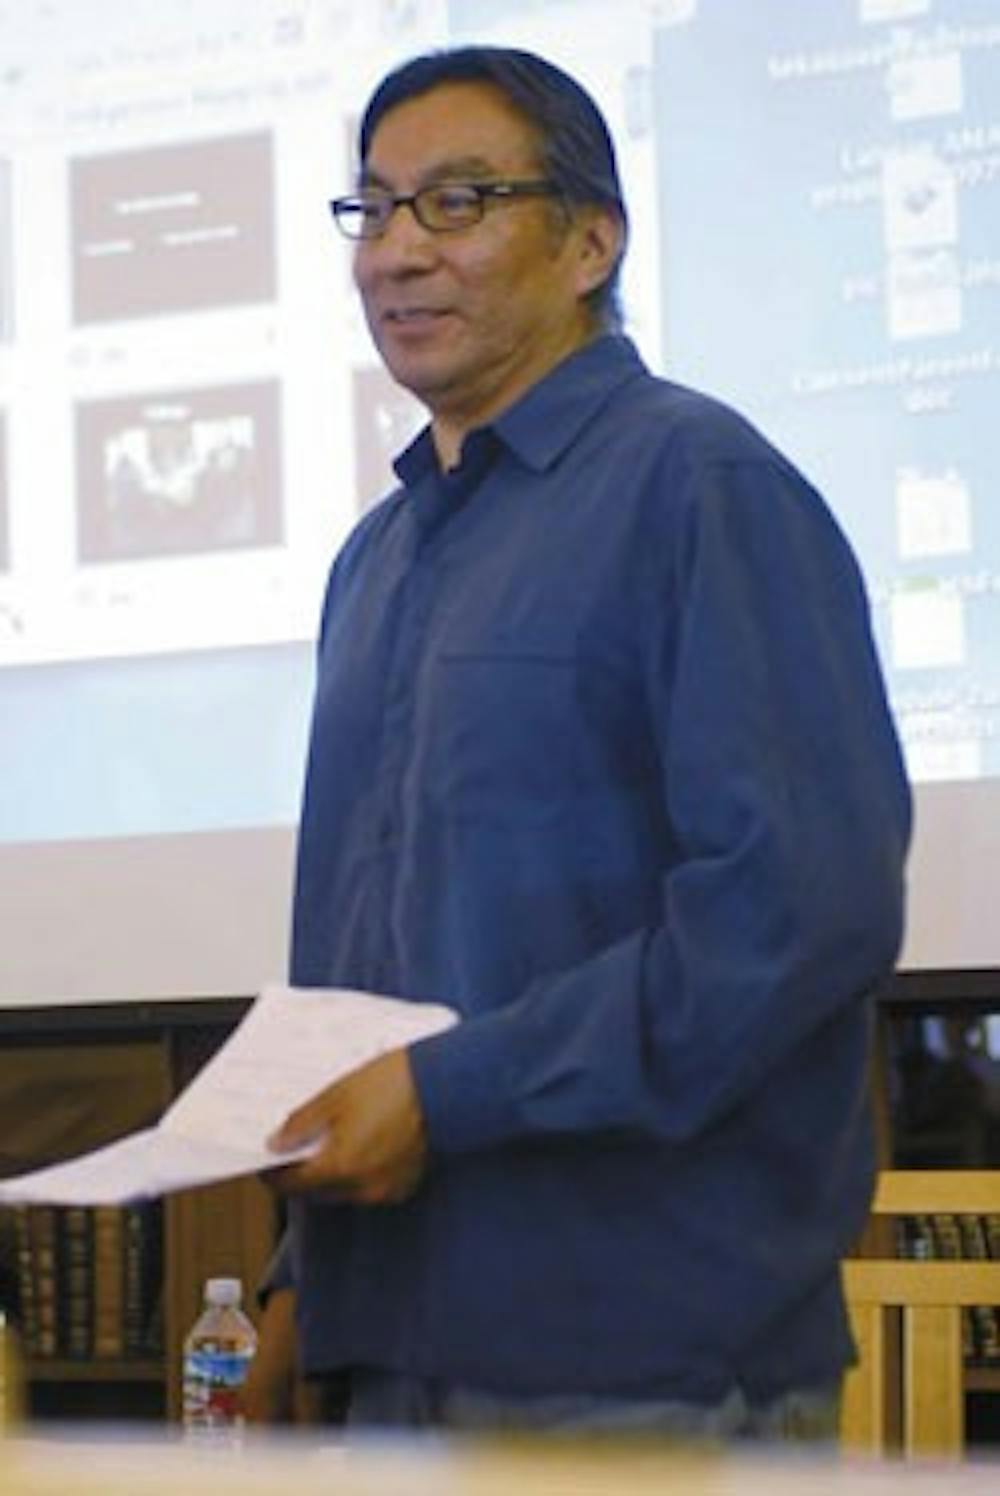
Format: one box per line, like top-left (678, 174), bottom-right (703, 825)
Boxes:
top-left (431, 420), bottom-right (463, 473)
top-left (428, 322), bottom-right (604, 472)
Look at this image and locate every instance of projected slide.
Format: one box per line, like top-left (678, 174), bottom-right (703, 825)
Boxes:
top-left (0, 158), bottom-right (12, 344)
top-left (70, 132), bottom-right (276, 324)
top-left (0, 410), bottom-right (8, 575)
top-left (76, 381), bottom-right (283, 564)
top-left (653, 0), bottom-right (1000, 782)
top-left (0, 379), bottom-right (295, 665)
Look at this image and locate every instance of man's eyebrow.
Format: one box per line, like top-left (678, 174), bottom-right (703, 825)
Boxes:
top-left (358, 155), bottom-right (504, 189)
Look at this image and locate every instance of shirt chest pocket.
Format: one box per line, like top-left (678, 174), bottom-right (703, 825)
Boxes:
top-left (418, 647), bottom-right (593, 827)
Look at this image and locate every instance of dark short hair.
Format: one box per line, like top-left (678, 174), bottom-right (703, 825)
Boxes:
top-left (357, 46), bottom-right (628, 329)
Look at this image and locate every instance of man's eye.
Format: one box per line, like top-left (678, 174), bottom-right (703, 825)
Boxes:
top-left (430, 186), bottom-right (478, 216)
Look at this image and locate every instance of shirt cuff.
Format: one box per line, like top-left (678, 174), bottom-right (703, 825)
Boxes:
top-left (408, 1008), bottom-right (518, 1153)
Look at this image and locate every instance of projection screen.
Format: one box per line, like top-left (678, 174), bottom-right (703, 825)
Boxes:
top-left (0, 0), bottom-right (998, 1004)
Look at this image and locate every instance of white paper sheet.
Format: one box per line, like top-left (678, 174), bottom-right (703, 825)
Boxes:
top-left (0, 985), bottom-right (458, 1205)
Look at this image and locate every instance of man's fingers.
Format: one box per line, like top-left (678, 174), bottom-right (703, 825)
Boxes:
top-left (262, 1151), bottom-right (421, 1206)
top-left (262, 1154), bottom-right (352, 1199)
top-left (267, 1090), bottom-right (337, 1152)
top-left (261, 1051), bottom-right (427, 1204)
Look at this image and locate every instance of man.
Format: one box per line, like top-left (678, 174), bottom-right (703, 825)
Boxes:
top-left (260, 45), bottom-right (911, 1439)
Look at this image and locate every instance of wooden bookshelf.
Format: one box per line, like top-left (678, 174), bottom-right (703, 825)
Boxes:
top-left (27, 1359), bottom-right (164, 1381)
top-left (875, 973), bottom-right (1000, 1451)
top-left (0, 998), bottom-right (277, 1424)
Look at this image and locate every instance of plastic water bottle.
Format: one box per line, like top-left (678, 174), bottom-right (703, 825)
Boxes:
top-left (182, 1276), bottom-right (258, 1446)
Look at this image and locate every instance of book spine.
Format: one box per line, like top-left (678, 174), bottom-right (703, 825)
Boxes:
top-left (985, 1212), bottom-right (1000, 1263)
top-left (930, 1212), bottom-right (977, 1361)
top-left (958, 1213), bottom-right (1000, 1367)
top-left (92, 1206), bottom-right (124, 1360)
top-left (901, 1211), bottom-right (936, 1260)
top-left (123, 1203), bottom-right (163, 1359)
top-left (30, 1206), bottom-right (59, 1358)
top-left (59, 1206), bottom-right (92, 1360)
top-left (12, 1208), bottom-right (38, 1357)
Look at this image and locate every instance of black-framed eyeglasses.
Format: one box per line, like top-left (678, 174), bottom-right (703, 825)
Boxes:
top-left (329, 180), bottom-right (563, 240)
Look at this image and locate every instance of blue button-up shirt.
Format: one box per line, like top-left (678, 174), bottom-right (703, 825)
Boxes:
top-left (289, 334), bottom-right (910, 1400)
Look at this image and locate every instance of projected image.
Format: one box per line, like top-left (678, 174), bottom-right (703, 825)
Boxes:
top-left (652, 0), bottom-right (1000, 782)
top-left (352, 366), bottom-right (423, 515)
top-left (76, 381), bottom-right (283, 563)
top-left (0, 411), bottom-right (8, 571)
top-left (378, 0), bottom-right (423, 32)
top-left (70, 132), bottom-right (276, 324)
top-left (0, 159), bottom-right (12, 342)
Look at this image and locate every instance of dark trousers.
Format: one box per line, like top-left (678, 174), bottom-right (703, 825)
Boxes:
top-left (321, 1369), bottom-right (842, 1445)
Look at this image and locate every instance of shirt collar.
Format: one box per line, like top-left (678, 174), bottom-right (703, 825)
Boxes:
top-left (393, 334), bottom-right (646, 487)
top-left (494, 333), bottom-right (646, 472)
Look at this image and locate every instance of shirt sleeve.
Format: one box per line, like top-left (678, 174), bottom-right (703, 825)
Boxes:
top-left (408, 448), bottom-right (912, 1153)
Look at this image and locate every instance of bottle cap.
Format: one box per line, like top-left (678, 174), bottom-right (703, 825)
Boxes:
top-left (204, 1276), bottom-right (243, 1307)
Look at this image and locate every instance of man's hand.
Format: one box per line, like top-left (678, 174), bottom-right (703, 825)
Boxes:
top-left (265, 1047), bottom-right (428, 1205)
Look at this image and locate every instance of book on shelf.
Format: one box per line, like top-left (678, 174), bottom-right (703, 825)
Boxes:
top-left (895, 1209), bottom-right (1000, 1369)
top-left (4, 1201), bottom-right (163, 1362)
top-left (958, 1212), bottom-right (1000, 1367)
top-left (930, 1212), bottom-right (976, 1361)
top-left (11, 1208), bottom-right (38, 1358)
top-left (59, 1205), bottom-right (92, 1360)
top-left (895, 1210), bottom-right (935, 1260)
top-left (123, 1203), bottom-right (163, 1359)
top-left (30, 1205), bottom-right (58, 1359)
top-left (92, 1205), bottom-right (124, 1359)
top-left (986, 1213), bottom-right (1000, 1262)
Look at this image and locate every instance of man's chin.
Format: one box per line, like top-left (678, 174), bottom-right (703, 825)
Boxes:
top-left (380, 353), bottom-right (459, 408)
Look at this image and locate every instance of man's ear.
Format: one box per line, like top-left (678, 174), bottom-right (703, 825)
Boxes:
top-left (574, 205), bottom-right (626, 303)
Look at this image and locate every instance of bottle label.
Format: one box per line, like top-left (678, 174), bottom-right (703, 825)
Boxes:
top-left (183, 1348), bottom-right (251, 1427)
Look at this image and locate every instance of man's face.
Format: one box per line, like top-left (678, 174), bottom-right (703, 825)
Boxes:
top-left (353, 81), bottom-right (610, 450)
